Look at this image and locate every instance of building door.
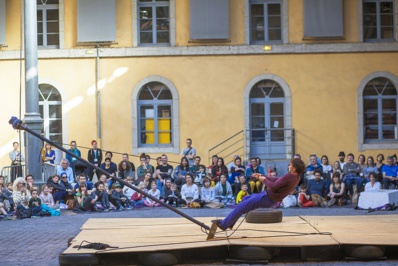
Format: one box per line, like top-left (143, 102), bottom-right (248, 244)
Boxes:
top-left (249, 80), bottom-right (285, 159)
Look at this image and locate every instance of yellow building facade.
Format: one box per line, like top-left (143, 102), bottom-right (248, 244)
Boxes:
top-left (0, 0), bottom-right (397, 174)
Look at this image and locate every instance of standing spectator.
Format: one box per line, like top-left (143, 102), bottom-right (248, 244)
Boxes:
top-left (9, 142), bottom-right (24, 181)
top-left (42, 143), bottom-right (55, 164)
top-left (156, 154), bottom-right (173, 191)
top-left (181, 138), bottom-right (196, 166)
top-left (363, 156), bottom-right (378, 183)
top-left (382, 156), bottom-right (398, 189)
top-left (338, 151), bottom-right (346, 170)
top-left (343, 153), bottom-right (363, 196)
top-left (122, 153), bottom-right (136, 178)
top-left (66, 141), bottom-right (82, 177)
top-left (306, 154), bottom-right (323, 180)
top-left (87, 140), bottom-right (103, 181)
top-left (56, 159), bottom-right (74, 184)
top-left (365, 172), bottom-right (381, 191)
top-left (376, 154), bottom-right (385, 182)
top-left (246, 157), bottom-right (265, 193)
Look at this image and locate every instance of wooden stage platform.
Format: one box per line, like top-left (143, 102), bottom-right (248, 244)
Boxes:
top-left (60, 215), bottom-right (398, 265)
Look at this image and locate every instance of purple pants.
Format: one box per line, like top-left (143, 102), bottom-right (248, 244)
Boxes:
top-left (220, 190), bottom-right (275, 230)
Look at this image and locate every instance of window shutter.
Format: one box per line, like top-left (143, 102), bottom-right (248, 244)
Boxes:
top-left (303, 0), bottom-right (343, 38)
top-left (190, 0), bottom-right (229, 40)
top-left (77, 0), bottom-right (116, 43)
top-left (0, 0), bottom-right (6, 45)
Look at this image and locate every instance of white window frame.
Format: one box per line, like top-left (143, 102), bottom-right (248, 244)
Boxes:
top-left (357, 71), bottom-right (398, 151)
top-left (37, 0), bottom-right (64, 49)
top-left (132, 76), bottom-right (180, 154)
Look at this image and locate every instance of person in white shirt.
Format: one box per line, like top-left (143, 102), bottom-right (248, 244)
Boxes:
top-left (364, 172), bottom-right (381, 191)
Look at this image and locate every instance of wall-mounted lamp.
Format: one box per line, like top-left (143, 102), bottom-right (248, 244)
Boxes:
top-left (263, 45), bottom-right (272, 51)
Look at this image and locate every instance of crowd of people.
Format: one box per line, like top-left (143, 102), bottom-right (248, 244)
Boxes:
top-left (1, 138), bottom-right (397, 220)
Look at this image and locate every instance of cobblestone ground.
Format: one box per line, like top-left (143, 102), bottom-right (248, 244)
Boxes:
top-left (0, 205), bottom-right (397, 266)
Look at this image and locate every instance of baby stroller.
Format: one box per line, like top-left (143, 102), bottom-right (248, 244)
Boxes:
top-left (73, 161), bottom-right (88, 181)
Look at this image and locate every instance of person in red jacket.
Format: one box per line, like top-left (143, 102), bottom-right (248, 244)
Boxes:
top-left (212, 158), bottom-right (306, 231)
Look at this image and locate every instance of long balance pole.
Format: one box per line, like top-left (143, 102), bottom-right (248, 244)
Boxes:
top-left (9, 116), bottom-right (210, 231)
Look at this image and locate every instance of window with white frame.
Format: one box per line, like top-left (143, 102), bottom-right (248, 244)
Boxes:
top-left (363, 0), bottom-right (395, 41)
top-left (39, 84), bottom-right (63, 145)
top-left (249, 0), bottom-right (282, 43)
top-left (138, 0), bottom-right (170, 45)
top-left (363, 77), bottom-right (397, 142)
top-left (37, 0), bottom-right (60, 48)
top-left (138, 82), bottom-right (172, 146)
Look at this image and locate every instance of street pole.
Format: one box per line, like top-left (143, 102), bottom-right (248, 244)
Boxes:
top-left (23, 0), bottom-right (43, 181)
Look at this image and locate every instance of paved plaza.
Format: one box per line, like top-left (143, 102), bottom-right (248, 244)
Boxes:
top-left (1, 205), bottom-right (398, 266)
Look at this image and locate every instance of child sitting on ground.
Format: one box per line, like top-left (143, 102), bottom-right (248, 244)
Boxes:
top-left (235, 183), bottom-right (249, 204)
top-left (4, 182), bottom-right (14, 211)
top-left (206, 173), bottom-right (216, 187)
top-left (110, 183), bottom-right (133, 211)
top-left (94, 181), bottom-right (110, 211)
top-left (165, 183), bottom-right (183, 207)
top-left (123, 177), bottom-right (136, 199)
top-left (0, 201), bottom-right (12, 220)
top-left (74, 183), bottom-right (99, 212)
top-left (39, 184), bottom-right (59, 210)
top-left (144, 181), bottom-right (163, 207)
top-left (131, 181), bottom-right (146, 207)
top-left (28, 190), bottom-right (43, 217)
top-left (200, 177), bottom-right (216, 204)
top-left (298, 184), bottom-right (315, 207)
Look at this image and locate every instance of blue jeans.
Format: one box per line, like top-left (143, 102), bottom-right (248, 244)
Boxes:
top-left (344, 175), bottom-right (363, 195)
top-left (220, 190), bottom-right (275, 230)
top-left (383, 178), bottom-right (398, 189)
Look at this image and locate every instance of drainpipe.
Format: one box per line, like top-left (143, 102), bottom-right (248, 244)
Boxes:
top-left (96, 44), bottom-right (101, 140)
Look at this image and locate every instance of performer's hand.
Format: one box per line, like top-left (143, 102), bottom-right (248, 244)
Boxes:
top-left (252, 173), bottom-right (262, 179)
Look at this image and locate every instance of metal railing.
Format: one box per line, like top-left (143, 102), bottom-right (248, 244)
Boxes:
top-left (208, 130), bottom-right (245, 165)
top-left (1, 165), bottom-right (26, 183)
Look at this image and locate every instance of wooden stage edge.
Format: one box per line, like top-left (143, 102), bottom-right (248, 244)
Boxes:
top-left (64, 215), bottom-right (398, 254)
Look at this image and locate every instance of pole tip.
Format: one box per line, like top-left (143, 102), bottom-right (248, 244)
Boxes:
top-left (9, 116), bottom-right (23, 129)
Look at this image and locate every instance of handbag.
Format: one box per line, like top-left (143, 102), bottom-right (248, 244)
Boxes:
top-left (16, 208), bottom-right (32, 219)
top-left (67, 199), bottom-right (77, 210)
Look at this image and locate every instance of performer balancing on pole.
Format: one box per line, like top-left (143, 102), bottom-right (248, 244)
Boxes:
top-left (212, 158), bottom-right (306, 231)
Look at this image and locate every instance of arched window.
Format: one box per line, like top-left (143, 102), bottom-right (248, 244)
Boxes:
top-left (39, 84), bottom-right (62, 144)
top-left (363, 77), bottom-right (397, 142)
top-left (138, 82), bottom-right (172, 146)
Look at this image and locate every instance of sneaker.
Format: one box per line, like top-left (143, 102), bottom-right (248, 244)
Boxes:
top-left (4, 215), bottom-right (12, 220)
top-left (127, 206), bottom-right (134, 210)
top-left (327, 198), bottom-right (336, 207)
top-left (118, 206), bottom-right (124, 211)
top-left (321, 201), bottom-right (328, 208)
top-left (104, 208), bottom-right (109, 212)
top-left (31, 215), bottom-right (40, 218)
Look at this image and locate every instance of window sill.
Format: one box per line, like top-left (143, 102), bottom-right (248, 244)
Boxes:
top-left (359, 142), bottom-right (398, 151)
top-left (136, 146), bottom-right (179, 155)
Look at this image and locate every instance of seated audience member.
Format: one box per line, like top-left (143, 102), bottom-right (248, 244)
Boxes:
top-left (75, 183), bottom-right (98, 212)
top-left (39, 184), bottom-right (59, 210)
top-left (110, 183), bottom-right (133, 210)
top-left (123, 177), bottom-right (136, 199)
top-left (211, 157), bottom-right (228, 184)
top-left (74, 173), bottom-right (94, 192)
top-left (297, 184), bottom-right (315, 207)
top-left (94, 181), bottom-right (110, 211)
top-left (25, 174), bottom-right (35, 192)
top-left (12, 177), bottom-right (31, 211)
top-left (173, 157), bottom-right (190, 186)
top-left (306, 154), bottom-right (323, 180)
top-left (382, 156), bottom-right (398, 189)
top-left (104, 151), bottom-right (118, 171)
top-left (0, 201), bottom-right (11, 219)
top-left (0, 176), bottom-right (13, 211)
top-left (230, 157), bottom-right (246, 188)
top-left (180, 173), bottom-right (200, 206)
top-left (136, 153), bottom-right (155, 180)
top-left (245, 157), bottom-right (265, 193)
top-left (131, 181), bottom-right (146, 207)
top-left (66, 140), bottom-right (81, 165)
top-left (329, 172), bottom-right (346, 206)
top-left (320, 155), bottom-right (332, 188)
top-left (87, 140), bottom-right (102, 182)
top-left (214, 174), bottom-right (234, 205)
top-left (117, 160), bottom-right (133, 181)
top-left (144, 181), bottom-right (163, 207)
top-left (122, 153), bottom-right (136, 177)
top-left (47, 174), bottom-right (69, 204)
top-left (56, 159), bottom-right (74, 184)
top-left (358, 154), bottom-right (366, 178)
top-left (338, 151), bottom-right (346, 170)
top-left (235, 183), bottom-right (249, 204)
top-left (343, 153), bottom-right (363, 196)
top-left (100, 157), bottom-right (117, 186)
top-left (28, 189), bottom-right (42, 217)
top-left (190, 156), bottom-right (202, 175)
top-left (307, 170), bottom-right (327, 206)
top-left (137, 171), bottom-right (156, 190)
top-left (194, 165), bottom-right (207, 185)
top-left (208, 155), bottom-right (218, 174)
top-left (200, 178), bottom-right (216, 204)
top-left (363, 156), bottom-right (378, 183)
top-left (165, 183), bottom-right (183, 207)
top-left (365, 172), bottom-right (381, 192)
top-left (161, 178), bottom-right (172, 200)
top-left (156, 154), bottom-right (174, 191)
top-left (233, 175), bottom-right (252, 198)
top-left (59, 173), bottom-right (75, 199)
